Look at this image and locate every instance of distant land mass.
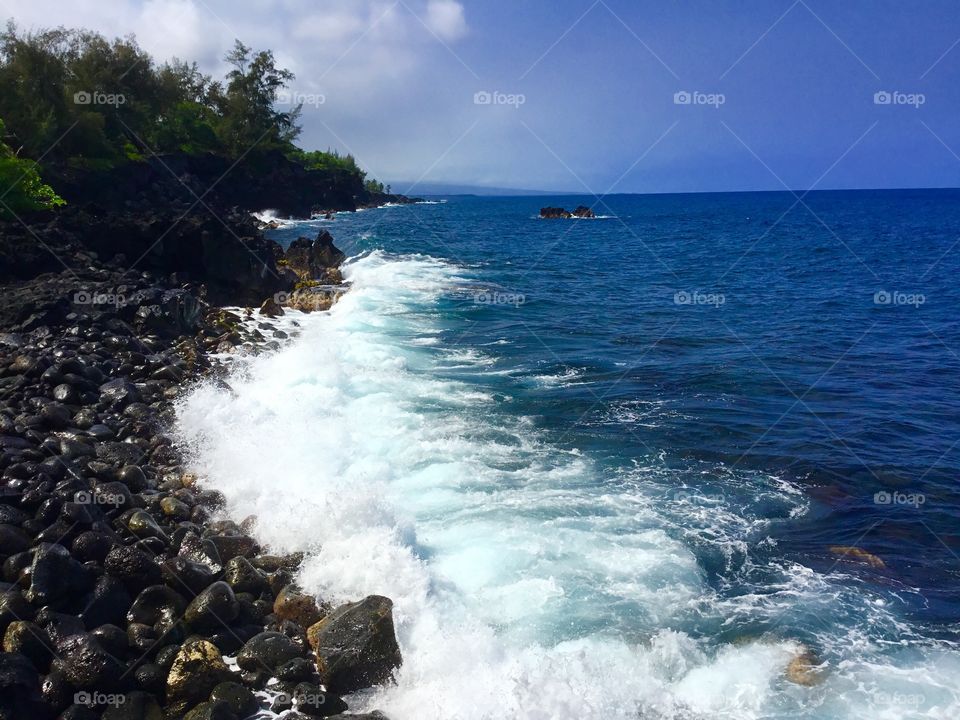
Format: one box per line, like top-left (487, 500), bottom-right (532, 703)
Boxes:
top-left (389, 182), bottom-right (581, 197)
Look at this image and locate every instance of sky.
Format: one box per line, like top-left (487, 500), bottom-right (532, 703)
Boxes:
top-left (1, 0), bottom-right (959, 194)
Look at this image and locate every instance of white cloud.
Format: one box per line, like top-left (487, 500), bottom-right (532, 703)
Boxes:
top-left (425, 0), bottom-right (467, 41)
top-left (0, 0), bottom-right (483, 183)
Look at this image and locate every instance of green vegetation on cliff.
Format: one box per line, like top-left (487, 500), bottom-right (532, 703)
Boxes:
top-left (0, 118), bottom-right (65, 218)
top-left (0, 22), bottom-right (385, 211)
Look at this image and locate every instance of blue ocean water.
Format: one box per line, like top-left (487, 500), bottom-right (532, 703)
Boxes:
top-left (179, 191), bottom-right (960, 719)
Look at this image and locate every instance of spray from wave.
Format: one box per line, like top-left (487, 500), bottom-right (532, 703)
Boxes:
top-left (175, 251), bottom-right (960, 720)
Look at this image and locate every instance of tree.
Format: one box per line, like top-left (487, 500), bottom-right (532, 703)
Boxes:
top-left (216, 40), bottom-right (300, 156)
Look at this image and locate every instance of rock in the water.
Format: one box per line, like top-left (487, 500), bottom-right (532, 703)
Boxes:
top-left (258, 296), bottom-right (284, 318)
top-left (539, 205), bottom-right (595, 219)
top-left (828, 545), bottom-right (886, 569)
top-left (785, 646), bottom-right (826, 686)
top-left (165, 639), bottom-right (233, 709)
top-left (307, 595), bottom-right (401, 694)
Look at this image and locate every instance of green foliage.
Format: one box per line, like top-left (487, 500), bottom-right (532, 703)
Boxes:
top-left (0, 118), bottom-right (65, 218)
top-left (0, 22), bottom-right (391, 205)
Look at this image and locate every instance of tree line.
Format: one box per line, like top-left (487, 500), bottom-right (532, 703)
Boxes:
top-left (0, 22), bottom-right (386, 217)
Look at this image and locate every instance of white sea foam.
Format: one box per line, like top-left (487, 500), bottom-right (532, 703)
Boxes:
top-left (175, 251), bottom-right (960, 720)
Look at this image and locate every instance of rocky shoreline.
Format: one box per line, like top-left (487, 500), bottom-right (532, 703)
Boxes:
top-left (0, 195), bottom-right (403, 718)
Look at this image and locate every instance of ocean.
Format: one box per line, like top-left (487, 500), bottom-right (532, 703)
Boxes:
top-left (175, 190), bottom-right (960, 719)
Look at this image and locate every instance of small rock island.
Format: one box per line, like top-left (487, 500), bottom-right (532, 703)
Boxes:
top-left (539, 205), bottom-right (596, 219)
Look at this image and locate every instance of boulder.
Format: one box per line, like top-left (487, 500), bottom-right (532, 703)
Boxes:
top-left (184, 581), bottom-right (239, 631)
top-left (258, 297), bottom-right (284, 318)
top-left (283, 231), bottom-right (345, 281)
top-left (165, 639), bottom-right (233, 709)
top-left (237, 631), bottom-right (303, 673)
top-left (25, 542), bottom-right (93, 608)
top-left (274, 585), bottom-right (327, 628)
top-left (54, 633), bottom-right (127, 690)
top-left (307, 596), bottom-right (401, 694)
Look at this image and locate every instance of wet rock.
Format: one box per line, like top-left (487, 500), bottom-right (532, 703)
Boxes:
top-left (117, 465), bottom-right (148, 492)
top-left (209, 681), bottom-right (258, 718)
top-left (80, 575), bottom-right (133, 629)
top-left (35, 609), bottom-right (85, 645)
top-left (165, 639), bottom-right (233, 710)
top-left (785, 646), bottom-right (826, 686)
top-left (276, 656), bottom-right (316, 682)
top-left (3, 620), bottom-right (52, 669)
top-left (72, 531), bottom-right (114, 563)
top-left (160, 496), bottom-right (191, 520)
top-left (237, 631), bottom-right (303, 673)
top-left (127, 585), bottom-right (187, 629)
top-left (90, 624), bottom-right (130, 659)
top-left (160, 557), bottom-right (216, 596)
top-left (282, 681), bottom-right (348, 717)
top-left (0, 524), bottom-right (31, 555)
top-left (133, 662), bottom-right (166, 695)
top-left (101, 690), bottom-right (163, 720)
top-left (184, 581), bottom-right (239, 631)
top-left (183, 700), bottom-right (238, 720)
top-left (0, 590), bottom-right (34, 635)
top-left (307, 596), bottom-right (401, 694)
top-left (828, 545), bottom-right (886, 569)
top-left (0, 652), bottom-right (42, 720)
top-left (54, 633), bottom-right (127, 690)
top-left (25, 542), bottom-right (93, 608)
top-left (104, 544), bottom-right (161, 591)
top-left (178, 532), bottom-right (222, 573)
top-left (223, 556), bottom-right (266, 595)
top-left (207, 534), bottom-right (258, 563)
top-left (274, 584), bottom-right (326, 628)
top-left (259, 297), bottom-right (284, 318)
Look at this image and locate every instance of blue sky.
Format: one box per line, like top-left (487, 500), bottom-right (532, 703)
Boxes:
top-left (3, 0), bottom-right (959, 193)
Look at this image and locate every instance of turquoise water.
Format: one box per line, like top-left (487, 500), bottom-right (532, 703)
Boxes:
top-left (178, 191), bottom-right (960, 719)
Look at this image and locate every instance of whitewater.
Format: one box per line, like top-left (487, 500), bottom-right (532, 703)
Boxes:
top-left (175, 248), bottom-right (960, 720)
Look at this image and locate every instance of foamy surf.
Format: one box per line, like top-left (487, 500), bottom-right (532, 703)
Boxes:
top-left (175, 250), bottom-right (960, 720)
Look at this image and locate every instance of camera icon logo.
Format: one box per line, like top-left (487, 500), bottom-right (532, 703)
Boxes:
top-left (874, 91), bottom-right (892, 105)
top-left (73, 91), bottom-right (92, 105)
top-left (874, 491), bottom-right (892, 505)
top-left (674, 91), bottom-right (692, 105)
top-left (474, 91), bottom-right (492, 105)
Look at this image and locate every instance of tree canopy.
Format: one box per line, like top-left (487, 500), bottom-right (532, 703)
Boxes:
top-left (0, 22), bottom-right (386, 209)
